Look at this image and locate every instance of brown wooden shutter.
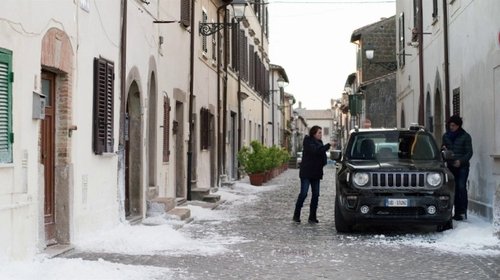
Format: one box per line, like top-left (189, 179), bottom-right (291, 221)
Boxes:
top-left (93, 57), bottom-right (114, 155)
top-left (452, 88), bottom-right (460, 116)
top-left (180, 0), bottom-right (191, 27)
top-left (163, 96), bottom-right (171, 162)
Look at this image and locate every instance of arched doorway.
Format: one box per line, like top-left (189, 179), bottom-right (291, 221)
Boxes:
top-left (426, 90), bottom-right (433, 132)
top-left (147, 73), bottom-right (157, 199)
top-left (400, 103), bottom-right (406, 128)
top-left (433, 72), bottom-right (444, 141)
top-left (40, 28), bottom-right (73, 247)
top-left (125, 82), bottom-right (142, 219)
top-left (434, 89), bottom-right (443, 141)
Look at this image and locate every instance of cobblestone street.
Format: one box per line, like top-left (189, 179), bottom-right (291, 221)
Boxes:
top-left (63, 166), bottom-right (500, 280)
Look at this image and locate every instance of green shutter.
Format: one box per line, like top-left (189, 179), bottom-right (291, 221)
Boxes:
top-left (0, 48), bottom-right (13, 163)
top-left (349, 94), bottom-right (362, 116)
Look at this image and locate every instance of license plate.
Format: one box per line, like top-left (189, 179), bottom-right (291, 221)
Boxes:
top-left (386, 198), bottom-right (408, 207)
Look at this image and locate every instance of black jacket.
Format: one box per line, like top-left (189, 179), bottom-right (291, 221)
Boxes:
top-left (299, 135), bottom-right (331, 180)
top-left (442, 128), bottom-right (473, 167)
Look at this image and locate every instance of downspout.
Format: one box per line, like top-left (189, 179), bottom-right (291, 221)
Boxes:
top-left (271, 69), bottom-right (275, 145)
top-left (418, 0), bottom-right (424, 124)
top-left (217, 4), bottom-right (230, 185)
top-left (442, 0), bottom-right (451, 120)
top-left (222, 7), bottom-right (230, 178)
top-left (187, 0), bottom-right (196, 200)
top-left (261, 87), bottom-right (264, 144)
top-left (237, 50), bottom-right (242, 179)
top-left (118, 0), bottom-right (128, 219)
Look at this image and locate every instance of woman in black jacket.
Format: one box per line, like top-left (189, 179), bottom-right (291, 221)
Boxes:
top-left (293, 126), bottom-right (332, 223)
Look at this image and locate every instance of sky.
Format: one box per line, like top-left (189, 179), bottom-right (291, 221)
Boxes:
top-left (1, 179), bottom-right (500, 279)
top-left (267, 0), bottom-right (396, 110)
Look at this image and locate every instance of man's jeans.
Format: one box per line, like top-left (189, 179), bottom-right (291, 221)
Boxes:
top-left (295, 178), bottom-right (320, 214)
top-left (450, 166), bottom-right (469, 214)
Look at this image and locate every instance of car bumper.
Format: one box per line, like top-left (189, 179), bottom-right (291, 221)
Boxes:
top-left (337, 194), bottom-right (453, 225)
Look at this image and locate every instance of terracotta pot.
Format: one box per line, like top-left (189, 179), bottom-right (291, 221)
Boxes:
top-left (248, 172), bottom-right (265, 186)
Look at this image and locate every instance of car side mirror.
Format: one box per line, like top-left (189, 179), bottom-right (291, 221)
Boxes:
top-left (331, 150), bottom-right (342, 161)
top-left (441, 150), bottom-right (453, 160)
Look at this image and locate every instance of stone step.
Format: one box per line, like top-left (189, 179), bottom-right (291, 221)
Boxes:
top-left (146, 197), bottom-right (176, 217)
top-left (191, 187), bottom-right (210, 201)
top-left (202, 194), bottom-right (221, 203)
top-left (167, 207), bottom-right (191, 221)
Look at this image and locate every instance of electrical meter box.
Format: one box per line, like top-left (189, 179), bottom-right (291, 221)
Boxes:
top-left (33, 91), bottom-right (46, 120)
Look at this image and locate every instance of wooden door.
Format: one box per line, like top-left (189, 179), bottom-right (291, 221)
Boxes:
top-left (41, 70), bottom-right (56, 245)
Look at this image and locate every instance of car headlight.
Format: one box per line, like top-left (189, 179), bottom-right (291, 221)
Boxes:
top-left (353, 172), bottom-right (369, 186)
top-left (427, 172), bottom-right (442, 187)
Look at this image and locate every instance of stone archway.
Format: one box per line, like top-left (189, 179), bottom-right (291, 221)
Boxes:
top-left (147, 72), bottom-right (157, 199)
top-left (426, 89), bottom-right (432, 132)
top-left (40, 27), bottom-right (74, 246)
top-left (434, 71), bottom-right (444, 141)
top-left (400, 103), bottom-right (406, 128)
top-left (125, 81), bottom-right (143, 219)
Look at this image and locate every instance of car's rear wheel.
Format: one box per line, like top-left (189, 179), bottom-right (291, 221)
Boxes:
top-left (335, 196), bottom-right (354, 233)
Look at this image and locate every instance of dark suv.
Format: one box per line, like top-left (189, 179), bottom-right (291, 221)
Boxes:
top-left (333, 126), bottom-right (455, 232)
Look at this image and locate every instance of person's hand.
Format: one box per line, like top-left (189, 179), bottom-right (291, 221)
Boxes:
top-left (452, 160), bottom-right (460, 167)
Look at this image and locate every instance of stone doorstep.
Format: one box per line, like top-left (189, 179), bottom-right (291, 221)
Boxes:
top-left (202, 194), bottom-right (221, 203)
top-left (191, 187), bottom-right (210, 201)
top-left (150, 197), bottom-right (176, 212)
top-left (167, 207), bottom-right (191, 221)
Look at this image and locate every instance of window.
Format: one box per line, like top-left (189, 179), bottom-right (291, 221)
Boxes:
top-left (432, 0), bottom-right (439, 18)
top-left (412, 0), bottom-right (420, 42)
top-left (163, 96), bottom-right (170, 162)
top-left (180, 0), bottom-right (190, 27)
top-left (200, 107), bottom-right (210, 150)
top-left (0, 48), bottom-right (13, 163)
top-left (452, 88), bottom-right (460, 116)
top-left (92, 57), bottom-right (114, 154)
top-left (211, 33), bottom-right (217, 62)
top-left (201, 11), bottom-right (208, 53)
top-left (398, 13), bottom-right (406, 67)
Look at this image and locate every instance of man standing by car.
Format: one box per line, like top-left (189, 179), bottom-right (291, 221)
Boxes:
top-left (442, 115), bottom-right (473, 221)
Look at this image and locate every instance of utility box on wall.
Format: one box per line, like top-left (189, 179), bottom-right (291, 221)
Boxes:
top-left (32, 91), bottom-right (46, 119)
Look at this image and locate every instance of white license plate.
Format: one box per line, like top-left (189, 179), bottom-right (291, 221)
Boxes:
top-left (386, 198), bottom-right (408, 207)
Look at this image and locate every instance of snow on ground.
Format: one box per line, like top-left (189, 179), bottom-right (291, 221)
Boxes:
top-left (367, 214), bottom-right (500, 256)
top-left (0, 256), bottom-right (172, 280)
top-left (1, 180), bottom-right (499, 279)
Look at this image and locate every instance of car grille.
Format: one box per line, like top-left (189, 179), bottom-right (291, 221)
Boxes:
top-left (370, 172), bottom-right (427, 188)
top-left (373, 206), bottom-right (426, 216)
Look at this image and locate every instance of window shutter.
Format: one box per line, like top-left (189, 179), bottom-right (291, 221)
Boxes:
top-left (231, 20), bottom-right (238, 70)
top-left (163, 96), bottom-right (170, 162)
top-left (93, 57), bottom-right (114, 154)
top-left (0, 48), bottom-right (13, 163)
top-left (180, 0), bottom-right (191, 27)
top-left (452, 88), bottom-right (460, 116)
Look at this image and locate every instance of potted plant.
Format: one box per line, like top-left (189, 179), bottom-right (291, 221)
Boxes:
top-left (237, 141), bottom-right (268, 186)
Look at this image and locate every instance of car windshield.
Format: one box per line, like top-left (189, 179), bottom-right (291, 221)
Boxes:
top-left (347, 131), bottom-right (439, 161)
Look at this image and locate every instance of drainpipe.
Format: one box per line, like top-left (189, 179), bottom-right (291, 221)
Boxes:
top-left (187, 0), bottom-right (197, 200)
top-left (118, 0), bottom-right (128, 218)
top-left (217, 4), bottom-right (230, 186)
top-left (442, 0), bottom-right (451, 120)
top-left (418, 0), bottom-right (424, 124)
top-left (271, 69), bottom-right (275, 145)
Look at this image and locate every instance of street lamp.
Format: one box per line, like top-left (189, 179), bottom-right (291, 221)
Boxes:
top-left (364, 45), bottom-right (397, 71)
top-left (199, 0), bottom-right (248, 36)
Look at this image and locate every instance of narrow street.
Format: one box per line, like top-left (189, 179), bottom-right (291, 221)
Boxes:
top-left (61, 165), bottom-right (500, 280)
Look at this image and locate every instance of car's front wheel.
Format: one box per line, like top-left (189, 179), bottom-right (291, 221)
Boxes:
top-left (334, 196), bottom-right (354, 233)
top-left (437, 217), bottom-right (453, 232)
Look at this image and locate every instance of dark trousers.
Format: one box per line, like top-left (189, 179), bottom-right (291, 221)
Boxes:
top-left (450, 166), bottom-right (469, 214)
top-left (294, 178), bottom-right (320, 219)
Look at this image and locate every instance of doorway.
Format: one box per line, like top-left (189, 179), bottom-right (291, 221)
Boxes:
top-left (125, 83), bottom-right (142, 219)
top-left (41, 70), bottom-right (56, 246)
